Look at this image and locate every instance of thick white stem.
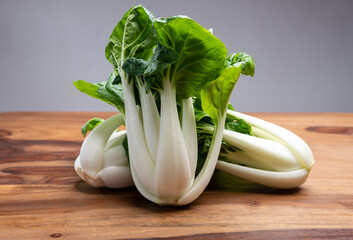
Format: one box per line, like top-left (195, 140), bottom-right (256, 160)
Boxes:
top-left (217, 160), bottom-right (309, 189)
top-left (251, 126), bottom-right (283, 143)
top-left (178, 123), bottom-right (225, 205)
top-left (220, 151), bottom-right (277, 172)
top-left (154, 78), bottom-right (192, 202)
top-left (122, 76), bottom-right (155, 193)
top-left (130, 165), bottom-right (161, 204)
top-left (182, 97), bottom-right (198, 177)
top-left (222, 129), bottom-right (301, 172)
top-left (227, 110), bottom-right (315, 170)
top-left (138, 80), bottom-right (160, 161)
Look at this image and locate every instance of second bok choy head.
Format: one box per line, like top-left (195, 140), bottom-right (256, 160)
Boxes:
top-left (73, 71), bottom-right (133, 189)
top-left (100, 5), bottom-right (254, 205)
top-left (197, 108), bottom-right (315, 189)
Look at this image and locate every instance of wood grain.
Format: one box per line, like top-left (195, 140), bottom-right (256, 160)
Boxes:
top-left (0, 112), bottom-right (352, 239)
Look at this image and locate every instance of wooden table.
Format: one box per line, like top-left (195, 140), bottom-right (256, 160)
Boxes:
top-left (0, 112), bottom-right (352, 239)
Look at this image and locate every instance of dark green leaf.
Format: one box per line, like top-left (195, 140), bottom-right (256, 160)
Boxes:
top-left (122, 58), bottom-right (149, 75)
top-left (122, 43), bottom-right (179, 76)
top-left (224, 115), bottom-right (252, 135)
top-left (143, 43), bottom-right (179, 75)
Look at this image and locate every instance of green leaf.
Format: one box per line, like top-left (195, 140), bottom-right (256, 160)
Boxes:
top-left (81, 118), bottom-right (104, 137)
top-left (105, 5), bottom-right (156, 69)
top-left (105, 72), bottom-right (125, 114)
top-left (73, 72), bottom-right (125, 113)
top-left (121, 58), bottom-right (149, 76)
top-left (225, 52), bottom-right (255, 77)
top-left (201, 51), bottom-right (255, 125)
top-left (194, 108), bottom-right (209, 123)
top-left (122, 44), bottom-right (179, 75)
top-left (105, 42), bottom-right (119, 69)
top-left (144, 43), bottom-right (179, 75)
top-left (224, 115), bottom-right (252, 135)
top-left (154, 16), bottom-right (228, 99)
top-left (196, 53), bottom-right (254, 176)
top-left (227, 103), bottom-right (236, 111)
top-left (193, 95), bottom-right (210, 123)
top-left (201, 67), bottom-right (241, 125)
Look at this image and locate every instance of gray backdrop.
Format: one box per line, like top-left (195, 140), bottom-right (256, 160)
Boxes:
top-left (1, 0), bottom-right (352, 112)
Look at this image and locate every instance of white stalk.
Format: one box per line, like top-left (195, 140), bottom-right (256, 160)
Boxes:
top-left (178, 117), bottom-right (226, 205)
top-left (182, 97), bottom-right (198, 177)
top-left (217, 161), bottom-right (309, 189)
top-left (215, 111), bottom-right (315, 188)
top-left (154, 78), bottom-right (192, 202)
top-left (222, 129), bottom-right (301, 171)
top-left (137, 79), bottom-right (160, 161)
top-left (227, 110), bottom-right (314, 170)
top-left (130, 165), bottom-right (161, 204)
top-left (122, 75), bottom-right (155, 193)
top-left (220, 151), bottom-right (277, 172)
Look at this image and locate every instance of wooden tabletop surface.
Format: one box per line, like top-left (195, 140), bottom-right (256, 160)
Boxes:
top-left (0, 112), bottom-right (352, 239)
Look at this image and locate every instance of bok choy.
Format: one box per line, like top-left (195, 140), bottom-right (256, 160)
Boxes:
top-left (73, 5), bottom-right (314, 205)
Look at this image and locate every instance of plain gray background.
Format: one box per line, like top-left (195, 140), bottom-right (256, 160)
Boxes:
top-left (1, 0), bottom-right (352, 112)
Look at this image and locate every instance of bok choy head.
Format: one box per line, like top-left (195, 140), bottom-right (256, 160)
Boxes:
top-left (103, 5), bottom-right (253, 205)
top-left (73, 5), bottom-right (255, 205)
top-left (72, 5), bottom-right (315, 196)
